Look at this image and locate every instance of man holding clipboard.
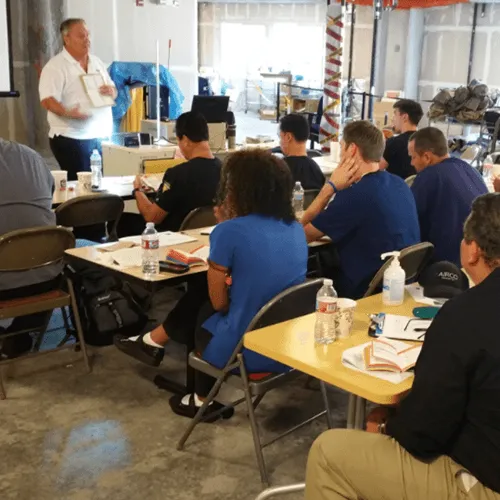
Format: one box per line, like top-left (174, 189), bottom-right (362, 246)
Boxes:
top-left (39, 19), bottom-right (116, 180)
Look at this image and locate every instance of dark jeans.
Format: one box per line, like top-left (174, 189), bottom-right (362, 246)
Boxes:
top-left (50, 135), bottom-right (103, 181)
top-left (0, 278), bottom-right (61, 358)
top-left (163, 275), bottom-right (216, 397)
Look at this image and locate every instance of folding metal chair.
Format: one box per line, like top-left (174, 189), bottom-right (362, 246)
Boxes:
top-left (304, 189), bottom-right (320, 210)
top-left (179, 206), bottom-right (217, 231)
top-left (55, 194), bottom-right (124, 242)
top-left (405, 175), bottom-right (416, 188)
top-left (363, 242), bottom-right (434, 298)
top-left (0, 226), bottom-right (91, 399)
top-left (177, 279), bottom-right (332, 484)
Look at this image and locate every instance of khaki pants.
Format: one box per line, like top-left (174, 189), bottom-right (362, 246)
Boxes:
top-left (306, 430), bottom-right (500, 500)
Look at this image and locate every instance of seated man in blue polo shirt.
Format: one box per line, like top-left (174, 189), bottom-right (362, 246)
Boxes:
top-left (302, 121), bottom-right (420, 299)
top-left (409, 127), bottom-right (487, 267)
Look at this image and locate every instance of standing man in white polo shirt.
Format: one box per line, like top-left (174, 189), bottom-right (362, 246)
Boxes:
top-left (39, 19), bottom-right (116, 180)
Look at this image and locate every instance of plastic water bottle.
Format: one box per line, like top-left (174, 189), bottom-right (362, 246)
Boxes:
top-left (141, 222), bottom-right (159, 276)
top-left (381, 251), bottom-right (405, 306)
top-left (314, 279), bottom-right (338, 345)
top-left (90, 149), bottom-right (102, 188)
top-left (293, 181), bottom-right (305, 218)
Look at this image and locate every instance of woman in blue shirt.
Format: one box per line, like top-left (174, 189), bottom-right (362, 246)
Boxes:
top-left (116, 150), bottom-right (308, 421)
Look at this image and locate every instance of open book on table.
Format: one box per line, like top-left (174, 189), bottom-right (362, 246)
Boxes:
top-left (363, 338), bottom-right (421, 373)
top-left (165, 245), bottom-right (210, 267)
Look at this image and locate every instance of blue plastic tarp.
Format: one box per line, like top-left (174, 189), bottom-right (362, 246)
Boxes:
top-left (108, 62), bottom-right (184, 127)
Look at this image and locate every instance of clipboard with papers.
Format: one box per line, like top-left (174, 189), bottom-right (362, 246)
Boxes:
top-left (371, 313), bottom-right (432, 342)
top-left (80, 73), bottom-right (115, 108)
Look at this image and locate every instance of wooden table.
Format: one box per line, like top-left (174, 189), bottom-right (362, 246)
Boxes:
top-left (52, 174), bottom-right (163, 207)
top-left (244, 292), bottom-right (418, 427)
top-left (65, 228), bottom-right (210, 289)
top-left (312, 156), bottom-right (338, 177)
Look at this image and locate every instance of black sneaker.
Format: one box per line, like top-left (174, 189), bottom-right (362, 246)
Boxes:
top-left (113, 335), bottom-right (164, 367)
top-left (169, 394), bottom-right (234, 422)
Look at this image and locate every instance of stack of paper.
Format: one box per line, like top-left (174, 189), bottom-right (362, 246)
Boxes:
top-left (120, 231), bottom-right (197, 247)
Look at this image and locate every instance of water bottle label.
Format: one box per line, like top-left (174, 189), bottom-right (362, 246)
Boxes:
top-left (142, 240), bottom-right (159, 250)
top-left (294, 193), bottom-right (304, 201)
top-left (316, 299), bottom-right (338, 314)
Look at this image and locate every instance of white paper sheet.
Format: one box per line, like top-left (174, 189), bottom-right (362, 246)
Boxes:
top-left (200, 226), bottom-right (215, 235)
top-left (405, 283), bottom-right (447, 306)
top-left (342, 343), bottom-right (414, 384)
top-left (99, 247), bottom-right (142, 268)
top-left (120, 231), bottom-right (197, 247)
top-left (142, 176), bottom-right (162, 191)
top-left (81, 73), bottom-right (115, 108)
top-left (377, 314), bottom-right (431, 342)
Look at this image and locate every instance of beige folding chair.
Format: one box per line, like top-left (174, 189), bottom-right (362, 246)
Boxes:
top-left (55, 194), bottom-right (124, 242)
top-left (0, 226), bottom-right (91, 399)
top-left (179, 206), bottom-right (217, 231)
top-left (177, 279), bottom-right (331, 485)
top-left (363, 242), bottom-right (434, 298)
top-left (405, 175), bottom-right (416, 187)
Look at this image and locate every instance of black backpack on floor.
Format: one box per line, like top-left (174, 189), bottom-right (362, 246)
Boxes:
top-left (66, 263), bottom-right (149, 346)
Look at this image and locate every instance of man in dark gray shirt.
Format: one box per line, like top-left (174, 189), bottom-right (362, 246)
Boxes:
top-left (0, 139), bottom-right (60, 358)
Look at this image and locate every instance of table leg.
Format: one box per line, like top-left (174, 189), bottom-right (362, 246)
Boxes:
top-left (346, 394), bottom-right (357, 429)
top-left (354, 397), bottom-right (367, 430)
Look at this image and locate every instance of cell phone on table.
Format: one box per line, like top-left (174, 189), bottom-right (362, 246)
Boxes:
top-left (159, 260), bottom-right (189, 274)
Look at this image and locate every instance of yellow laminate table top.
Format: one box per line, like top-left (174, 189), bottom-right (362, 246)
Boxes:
top-left (244, 292), bottom-right (419, 405)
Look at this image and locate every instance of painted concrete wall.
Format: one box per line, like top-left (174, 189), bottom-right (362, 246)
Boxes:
top-left (419, 3), bottom-right (500, 100)
top-left (65, 0), bottom-right (198, 110)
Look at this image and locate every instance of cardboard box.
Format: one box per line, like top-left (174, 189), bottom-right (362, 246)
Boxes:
top-left (373, 101), bottom-right (396, 130)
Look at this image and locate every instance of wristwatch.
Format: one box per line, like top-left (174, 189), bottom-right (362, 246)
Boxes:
top-left (132, 187), bottom-right (143, 196)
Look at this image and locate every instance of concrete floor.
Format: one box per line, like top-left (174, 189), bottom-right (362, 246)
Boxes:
top-left (1, 341), bottom-right (349, 500)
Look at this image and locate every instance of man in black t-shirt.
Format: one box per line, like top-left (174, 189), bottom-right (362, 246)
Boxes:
top-left (279, 113), bottom-right (325, 190)
top-left (133, 112), bottom-right (221, 231)
top-left (380, 99), bottom-right (423, 179)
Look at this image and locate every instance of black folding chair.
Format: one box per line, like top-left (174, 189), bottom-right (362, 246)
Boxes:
top-left (55, 194), bottom-right (124, 242)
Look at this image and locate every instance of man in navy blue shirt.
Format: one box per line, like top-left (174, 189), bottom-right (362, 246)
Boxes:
top-left (409, 127), bottom-right (487, 267)
top-left (303, 121), bottom-right (420, 299)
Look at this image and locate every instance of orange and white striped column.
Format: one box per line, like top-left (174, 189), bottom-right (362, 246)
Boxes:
top-left (319, 3), bottom-right (346, 152)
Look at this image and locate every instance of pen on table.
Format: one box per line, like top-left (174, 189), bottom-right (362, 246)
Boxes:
top-left (417, 330), bottom-right (427, 340)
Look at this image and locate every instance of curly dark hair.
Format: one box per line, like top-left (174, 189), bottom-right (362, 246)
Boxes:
top-left (217, 149), bottom-right (295, 223)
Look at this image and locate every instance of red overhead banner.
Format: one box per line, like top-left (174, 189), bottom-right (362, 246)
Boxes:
top-left (338, 0), bottom-right (468, 7)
